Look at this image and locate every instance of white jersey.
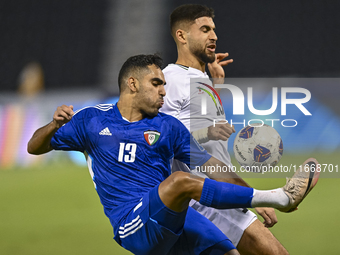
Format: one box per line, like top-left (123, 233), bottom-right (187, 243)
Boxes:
top-left (161, 63), bottom-right (232, 167)
top-left (161, 63), bottom-right (257, 246)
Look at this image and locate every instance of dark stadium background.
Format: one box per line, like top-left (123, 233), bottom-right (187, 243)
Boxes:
top-left (0, 1), bottom-right (339, 255)
top-left (1, 0), bottom-right (339, 93)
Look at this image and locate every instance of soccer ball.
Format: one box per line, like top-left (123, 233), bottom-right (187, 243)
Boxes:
top-left (233, 123), bottom-right (283, 172)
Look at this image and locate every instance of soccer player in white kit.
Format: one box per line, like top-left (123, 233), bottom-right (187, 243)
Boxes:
top-left (161, 4), bottom-right (289, 254)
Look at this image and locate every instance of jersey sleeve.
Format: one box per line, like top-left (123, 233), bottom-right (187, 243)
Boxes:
top-left (171, 117), bottom-right (211, 169)
top-left (50, 110), bottom-right (86, 152)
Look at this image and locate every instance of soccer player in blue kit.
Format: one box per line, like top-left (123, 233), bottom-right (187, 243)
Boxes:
top-left (27, 54), bottom-right (320, 255)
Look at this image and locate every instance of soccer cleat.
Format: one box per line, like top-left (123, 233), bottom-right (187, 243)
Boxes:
top-left (279, 158), bottom-right (320, 213)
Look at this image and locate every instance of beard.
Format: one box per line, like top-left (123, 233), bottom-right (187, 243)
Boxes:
top-left (189, 41), bottom-right (215, 64)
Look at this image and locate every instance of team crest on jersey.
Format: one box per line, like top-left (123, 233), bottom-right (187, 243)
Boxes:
top-left (144, 130), bottom-right (160, 145)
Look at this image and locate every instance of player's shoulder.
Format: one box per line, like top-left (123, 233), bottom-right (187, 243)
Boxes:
top-left (163, 64), bottom-right (189, 81)
top-left (162, 64), bottom-right (193, 95)
top-left (163, 64), bottom-right (209, 82)
top-left (156, 112), bottom-right (187, 127)
top-left (73, 104), bottom-right (114, 119)
top-left (163, 63), bottom-right (188, 73)
top-left (157, 111), bottom-right (177, 120)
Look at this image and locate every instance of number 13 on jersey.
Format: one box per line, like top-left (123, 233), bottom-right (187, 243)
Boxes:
top-left (118, 143), bottom-right (137, 162)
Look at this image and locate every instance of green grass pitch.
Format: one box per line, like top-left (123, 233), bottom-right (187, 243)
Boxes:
top-left (0, 153), bottom-right (339, 254)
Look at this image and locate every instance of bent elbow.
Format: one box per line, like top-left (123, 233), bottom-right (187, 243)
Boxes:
top-left (27, 141), bottom-right (41, 155)
top-left (27, 142), bottom-right (36, 155)
top-left (27, 141), bottom-right (53, 155)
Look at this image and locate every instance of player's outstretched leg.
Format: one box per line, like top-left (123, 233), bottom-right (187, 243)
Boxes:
top-left (159, 171), bottom-right (254, 212)
top-left (158, 157), bottom-right (320, 213)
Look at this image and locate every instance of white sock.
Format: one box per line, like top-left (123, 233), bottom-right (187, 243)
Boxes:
top-left (251, 188), bottom-right (289, 209)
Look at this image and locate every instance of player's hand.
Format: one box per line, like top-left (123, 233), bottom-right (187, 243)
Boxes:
top-left (52, 105), bottom-right (74, 129)
top-left (207, 121), bottom-right (235, 141)
top-left (207, 52), bottom-right (233, 79)
top-left (255, 207), bottom-right (278, 228)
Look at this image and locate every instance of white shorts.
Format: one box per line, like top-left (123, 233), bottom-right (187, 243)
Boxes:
top-left (189, 200), bottom-right (257, 247)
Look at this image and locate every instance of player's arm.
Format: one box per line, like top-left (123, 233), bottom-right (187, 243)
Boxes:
top-left (27, 105), bottom-right (74, 155)
top-left (191, 121), bottom-right (235, 143)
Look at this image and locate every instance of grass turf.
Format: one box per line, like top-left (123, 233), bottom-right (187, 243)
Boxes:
top-left (0, 162), bottom-right (132, 255)
top-left (0, 153), bottom-right (339, 254)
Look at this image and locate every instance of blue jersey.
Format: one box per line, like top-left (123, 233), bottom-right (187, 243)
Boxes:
top-left (50, 104), bottom-right (211, 233)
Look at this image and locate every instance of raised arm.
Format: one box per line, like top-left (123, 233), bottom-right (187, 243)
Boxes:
top-left (27, 105), bottom-right (74, 155)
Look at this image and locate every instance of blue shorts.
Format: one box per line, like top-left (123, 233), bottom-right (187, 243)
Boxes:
top-left (114, 185), bottom-right (236, 255)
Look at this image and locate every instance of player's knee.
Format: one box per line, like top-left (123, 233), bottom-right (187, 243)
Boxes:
top-left (168, 171), bottom-right (196, 196)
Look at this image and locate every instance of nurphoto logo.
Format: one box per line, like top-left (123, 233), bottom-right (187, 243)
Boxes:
top-left (199, 84), bottom-right (312, 128)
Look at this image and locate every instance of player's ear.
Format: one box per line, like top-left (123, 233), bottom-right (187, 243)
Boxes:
top-left (127, 77), bottom-right (138, 92)
top-left (176, 29), bottom-right (187, 44)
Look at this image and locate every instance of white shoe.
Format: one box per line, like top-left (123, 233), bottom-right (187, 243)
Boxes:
top-left (279, 158), bottom-right (320, 213)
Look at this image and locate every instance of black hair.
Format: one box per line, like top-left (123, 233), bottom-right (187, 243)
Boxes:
top-left (118, 54), bottom-right (163, 91)
top-left (170, 4), bottom-right (215, 35)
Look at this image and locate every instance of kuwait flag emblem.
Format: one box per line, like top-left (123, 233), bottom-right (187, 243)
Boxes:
top-left (144, 130), bottom-right (160, 145)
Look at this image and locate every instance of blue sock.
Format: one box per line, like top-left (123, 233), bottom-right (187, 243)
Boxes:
top-left (199, 178), bottom-right (254, 209)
